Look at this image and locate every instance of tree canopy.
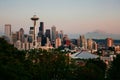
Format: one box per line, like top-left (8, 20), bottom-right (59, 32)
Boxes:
top-left (0, 38), bottom-right (107, 80)
top-left (107, 54), bottom-right (120, 80)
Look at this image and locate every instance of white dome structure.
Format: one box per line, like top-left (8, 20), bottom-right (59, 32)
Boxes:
top-left (70, 51), bottom-right (99, 59)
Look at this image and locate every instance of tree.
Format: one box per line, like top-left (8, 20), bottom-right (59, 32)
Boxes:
top-left (71, 59), bottom-right (106, 80)
top-left (0, 38), bottom-right (30, 80)
top-left (107, 54), bottom-right (120, 80)
top-left (0, 38), bottom-right (107, 80)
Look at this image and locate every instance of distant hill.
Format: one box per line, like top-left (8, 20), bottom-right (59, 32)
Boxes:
top-left (85, 30), bottom-right (120, 40)
top-left (68, 30), bottom-right (120, 40)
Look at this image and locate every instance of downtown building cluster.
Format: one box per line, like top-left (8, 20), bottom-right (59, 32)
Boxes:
top-left (3, 15), bottom-right (120, 53)
top-left (3, 22), bottom-right (117, 52)
top-left (76, 35), bottom-right (97, 51)
top-left (3, 15), bottom-right (120, 65)
top-left (2, 15), bottom-right (120, 68)
top-left (3, 15), bottom-right (66, 50)
top-left (4, 23), bottom-right (99, 52)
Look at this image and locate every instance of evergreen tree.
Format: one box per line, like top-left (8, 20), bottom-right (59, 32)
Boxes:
top-left (107, 54), bottom-right (120, 80)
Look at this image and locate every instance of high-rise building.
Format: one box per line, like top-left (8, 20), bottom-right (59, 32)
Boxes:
top-left (106, 38), bottom-right (113, 48)
top-left (4, 24), bottom-right (11, 42)
top-left (38, 22), bottom-right (45, 46)
top-left (80, 35), bottom-right (86, 49)
top-left (63, 34), bottom-right (71, 46)
top-left (51, 26), bottom-right (56, 43)
top-left (38, 22), bottom-right (44, 37)
top-left (41, 35), bottom-right (47, 46)
top-left (29, 27), bottom-right (34, 42)
top-left (19, 28), bottom-right (24, 42)
top-left (24, 34), bottom-right (29, 50)
top-left (16, 31), bottom-right (20, 40)
top-left (45, 29), bottom-right (51, 41)
top-left (55, 37), bottom-right (61, 48)
top-left (59, 30), bottom-right (63, 42)
top-left (77, 38), bottom-right (80, 47)
top-left (12, 32), bottom-right (17, 44)
top-left (46, 37), bottom-right (51, 47)
top-left (5, 24), bottom-right (11, 37)
top-left (56, 31), bottom-right (59, 38)
top-left (87, 39), bottom-right (93, 50)
top-left (93, 41), bottom-right (98, 50)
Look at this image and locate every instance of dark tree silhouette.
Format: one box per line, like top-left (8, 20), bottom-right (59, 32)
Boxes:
top-left (0, 38), bottom-right (107, 80)
top-left (107, 54), bottom-right (120, 80)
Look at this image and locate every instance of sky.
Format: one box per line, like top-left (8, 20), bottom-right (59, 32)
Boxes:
top-left (0, 0), bottom-right (120, 35)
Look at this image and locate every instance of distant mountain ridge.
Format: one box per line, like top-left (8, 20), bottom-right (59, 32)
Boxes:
top-left (68, 30), bottom-right (120, 40)
top-left (85, 30), bottom-right (120, 40)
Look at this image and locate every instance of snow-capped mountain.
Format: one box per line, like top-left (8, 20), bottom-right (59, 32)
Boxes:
top-left (85, 30), bottom-right (120, 39)
top-left (68, 30), bottom-right (120, 40)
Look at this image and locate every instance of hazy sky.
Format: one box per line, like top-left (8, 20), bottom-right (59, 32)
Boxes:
top-left (0, 0), bottom-right (120, 34)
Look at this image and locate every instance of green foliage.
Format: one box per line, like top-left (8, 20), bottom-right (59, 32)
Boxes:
top-left (107, 54), bottom-right (120, 80)
top-left (0, 38), bottom-right (107, 80)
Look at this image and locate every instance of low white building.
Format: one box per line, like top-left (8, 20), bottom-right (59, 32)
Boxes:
top-left (70, 51), bottom-right (99, 59)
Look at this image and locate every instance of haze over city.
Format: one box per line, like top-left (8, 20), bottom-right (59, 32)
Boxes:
top-left (0, 0), bottom-right (120, 35)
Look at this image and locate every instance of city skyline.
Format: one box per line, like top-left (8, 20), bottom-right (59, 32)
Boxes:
top-left (0, 0), bottom-right (120, 34)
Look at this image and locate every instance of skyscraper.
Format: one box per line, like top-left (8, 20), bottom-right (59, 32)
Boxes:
top-left (38, 22), bottom-right (44, 37)
top-left (63, 34), bottom-right (71, 46)
top-left (56, 31), bottom-right (59, 38)
top-left (106, 38), bottom-right (113, 48)
top-left (41, 35), bottom-right (47, 46)
top-left (19, 28), bottom-right (24, 42)
top-left (45, 29), bottom-right (51, 41)
top-left (51, 26), bottom-right (56, 42)
top-left (5, 24), bottom-right (11, 38)
top-left (16, 31), bottom-right (20, 40)
top-left (51, 26), bottom-right (56, 47)
top-left (87, 39), bottom-right (93, 50)
top-left (80, 35), bottom-right (87, 49)
top-left (29, 27), bottom-right (34, 42)
top-left (4, 24), bottom-right (11, 43)
top-left (59, 30), bottom-right (63, 42)
top-left (55, 37), bottom-right (61, 48)
top-left (12, 32), bottom-right (17, 44)
top-left (77, 37), bottom-right (80, 47)
top-left (93, 41), bottom-right (98, 50)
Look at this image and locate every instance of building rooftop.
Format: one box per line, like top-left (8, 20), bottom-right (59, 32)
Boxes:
top-left (70, 51), bottom-right (99, 59)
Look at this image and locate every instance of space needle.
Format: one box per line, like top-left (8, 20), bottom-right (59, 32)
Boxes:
top-left (31, 15), bottom-right (39, 46)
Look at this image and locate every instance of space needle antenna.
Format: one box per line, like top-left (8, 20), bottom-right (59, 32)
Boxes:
top-left (31, 14), bottom-right (39, 47)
